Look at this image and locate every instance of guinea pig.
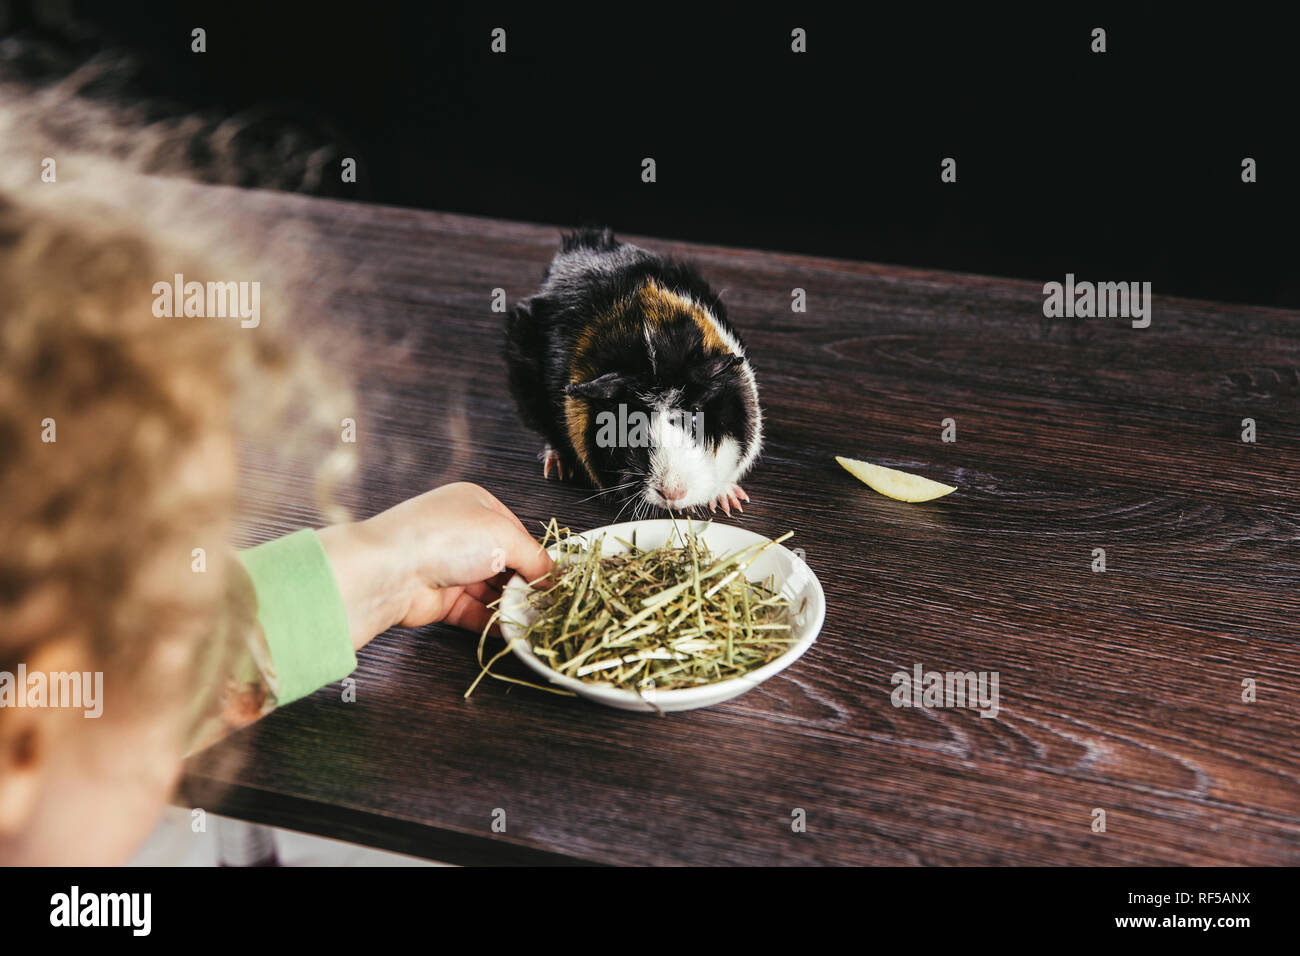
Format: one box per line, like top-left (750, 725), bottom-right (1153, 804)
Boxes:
top-left (503, 227), bottom-right (763, 517)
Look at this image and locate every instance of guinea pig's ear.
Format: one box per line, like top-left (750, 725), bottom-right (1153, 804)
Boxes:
top-left (565, 372), bottom-right (631, 401)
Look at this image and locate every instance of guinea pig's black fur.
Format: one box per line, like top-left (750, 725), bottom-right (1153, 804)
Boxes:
top-left (503, 227), bottom-right (763, 516)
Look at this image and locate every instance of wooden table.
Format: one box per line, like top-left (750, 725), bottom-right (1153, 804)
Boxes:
top-left (185, 184), bottom-right (1300, 865)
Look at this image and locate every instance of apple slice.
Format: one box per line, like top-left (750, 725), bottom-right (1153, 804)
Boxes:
top-left (836, 455), bottom-right (956, 502)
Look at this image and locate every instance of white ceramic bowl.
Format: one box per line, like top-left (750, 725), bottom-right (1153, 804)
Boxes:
top-left (499, 519), bottom-right (826, 712)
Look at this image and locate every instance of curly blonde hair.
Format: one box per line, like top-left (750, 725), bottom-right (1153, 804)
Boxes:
top-left (0, 74), bottom-right (358, 737)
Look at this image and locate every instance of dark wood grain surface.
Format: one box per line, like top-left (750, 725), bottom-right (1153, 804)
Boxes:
top-left (183, 184), bottom-right (1300, 866)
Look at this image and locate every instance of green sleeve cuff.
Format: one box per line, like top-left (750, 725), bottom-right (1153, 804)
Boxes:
top-left (237, 529), bottom-right (357, 705)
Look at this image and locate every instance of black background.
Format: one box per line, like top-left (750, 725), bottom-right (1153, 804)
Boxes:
top-left (1, 864), bottom-right (1278, 939)
top-left (2, 1), bottom-right (1295, 308)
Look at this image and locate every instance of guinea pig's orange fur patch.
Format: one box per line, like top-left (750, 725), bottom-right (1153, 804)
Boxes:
top-left (564, 394), bottom-right (599, 485)
top-left (637, 279), bottom-right (729, 354)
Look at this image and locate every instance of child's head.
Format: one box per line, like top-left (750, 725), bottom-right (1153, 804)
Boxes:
top-left (0, 89), bottom-right (355, 861)
top-left (0, 196), bottom-right (241, 861)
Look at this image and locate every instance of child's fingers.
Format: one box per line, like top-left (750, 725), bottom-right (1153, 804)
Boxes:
top-left (465, 578), bottom-right (504, 605)
top-left (443, 589), bottom-right (499, 636)
top-left (485, 568), bottom-right (514, 590)
top-left (496, 518), bottom-right (554, 584)
top-left (475, 486), bottom-right (534, 540)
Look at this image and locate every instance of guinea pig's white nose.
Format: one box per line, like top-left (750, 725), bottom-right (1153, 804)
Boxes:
top-left (657, 481), bottom-right (687, 506)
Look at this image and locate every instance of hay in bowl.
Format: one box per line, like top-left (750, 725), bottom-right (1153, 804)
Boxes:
top-left (470, 518), bottom-right (825, 713)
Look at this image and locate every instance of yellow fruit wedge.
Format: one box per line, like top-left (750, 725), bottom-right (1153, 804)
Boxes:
top-left (835, 455), bottom-right (957, 502)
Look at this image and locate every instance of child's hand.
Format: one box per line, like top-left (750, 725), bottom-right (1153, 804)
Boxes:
top-left (316, 482), bottom-right (553, 649)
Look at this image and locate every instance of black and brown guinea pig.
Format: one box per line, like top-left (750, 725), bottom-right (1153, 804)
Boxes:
top-left (503, 227), bottom-right (763, 518)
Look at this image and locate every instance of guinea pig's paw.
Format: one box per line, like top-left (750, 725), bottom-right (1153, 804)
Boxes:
top-left (540, 444), bottom-right (569, 481)
top-left (708, 484), bottom-right (749, 516)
